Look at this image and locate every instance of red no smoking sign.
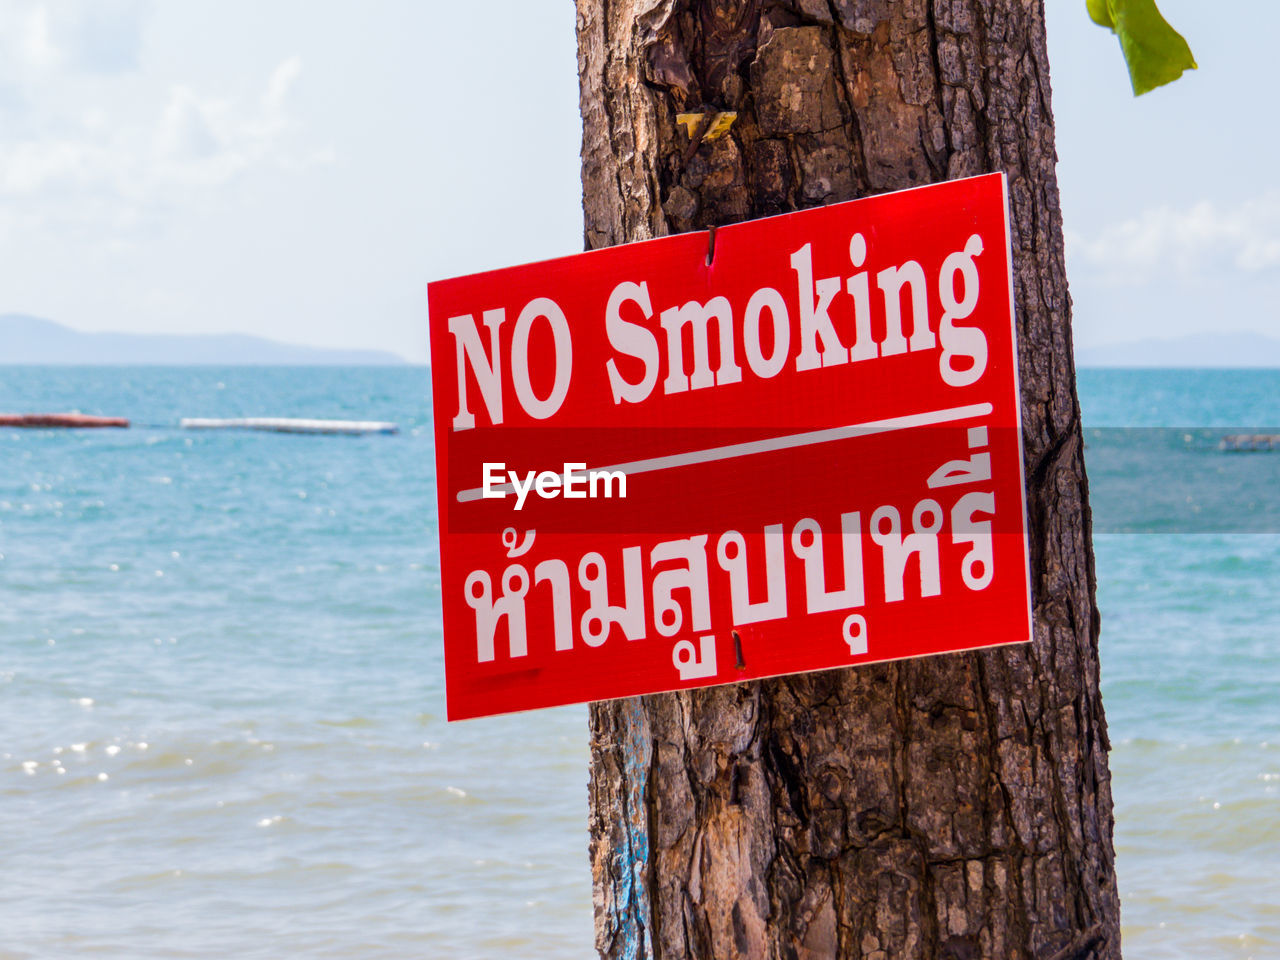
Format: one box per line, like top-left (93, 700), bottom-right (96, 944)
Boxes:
top-left (428, 173), bottom-right (1032, 720)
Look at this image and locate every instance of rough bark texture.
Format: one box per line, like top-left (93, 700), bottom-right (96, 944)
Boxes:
top-left (577, 2), bottom-right (1118, 958)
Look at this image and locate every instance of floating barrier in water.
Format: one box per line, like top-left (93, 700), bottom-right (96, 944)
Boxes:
top-left (180, 417), bottom-right (398, 436)
top-left (1219, 434), bottom-right (1280, 452)
top-left (0, 413), bottom-right (129, 428)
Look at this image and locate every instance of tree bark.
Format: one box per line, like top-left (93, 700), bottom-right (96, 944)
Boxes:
top-left (577, 2), bottom-right (1118, 958)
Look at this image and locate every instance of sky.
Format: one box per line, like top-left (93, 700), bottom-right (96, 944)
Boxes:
top-left (0, 0), bottom-right (1274, 364)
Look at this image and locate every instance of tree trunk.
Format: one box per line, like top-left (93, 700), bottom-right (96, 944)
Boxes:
top-left (577, 2), bottom-right (1118, 958)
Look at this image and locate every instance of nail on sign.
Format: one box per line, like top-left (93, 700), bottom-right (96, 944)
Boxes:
top-left (428, 173), bottom-right (1032, 721)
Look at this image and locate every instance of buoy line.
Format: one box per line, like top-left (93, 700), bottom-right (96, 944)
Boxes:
top-left (180, 418), bottom-right (398, 435)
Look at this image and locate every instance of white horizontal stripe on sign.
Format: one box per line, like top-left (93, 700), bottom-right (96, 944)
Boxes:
top-left (455, 402), bottom-right (994, 503)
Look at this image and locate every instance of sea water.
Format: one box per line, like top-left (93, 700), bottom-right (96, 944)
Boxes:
top-left (0, 366), bottom-right (1277, 958)
top-left (1080, 371), bottom-right (1280, 960)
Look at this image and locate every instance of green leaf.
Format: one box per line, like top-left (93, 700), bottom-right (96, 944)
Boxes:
top-left (1086, 0), bottom-right (1114, 29)
top-left (1090, 0), bottom-right (1197, 96)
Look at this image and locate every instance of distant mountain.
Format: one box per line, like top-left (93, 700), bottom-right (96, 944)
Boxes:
top-left (0, 314), bottom-right (408, 365)
top-left (1076, 331), bottom-right (1280, 368)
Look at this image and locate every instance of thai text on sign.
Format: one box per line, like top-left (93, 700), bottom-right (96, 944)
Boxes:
top-left (428, 173), bottom-right (1032, 720)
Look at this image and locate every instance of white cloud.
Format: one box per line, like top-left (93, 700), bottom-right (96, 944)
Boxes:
top-left (3, 1), bottom-right (147, 77)
top-left (23, 5), bottom-right (59, 68)
top-left (0, 2), bottom-right (324, 223)
top-left (263, 56), bottom-right (302, 117)
top-left (156, 86), bottom-right (223, 163)
top-left (1067, 192), bottom-right (1280, 284)
top-left (0, 55), bottom-right (329, 236)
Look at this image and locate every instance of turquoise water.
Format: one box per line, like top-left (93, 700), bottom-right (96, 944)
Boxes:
top-left (1080, 370), bottom-right (1280, 960)
top-left (1, 366), bottom-right (1278, 958)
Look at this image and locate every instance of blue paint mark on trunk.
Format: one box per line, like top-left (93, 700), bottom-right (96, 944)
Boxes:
top-left (614, 698), bottom-right (654, 960)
